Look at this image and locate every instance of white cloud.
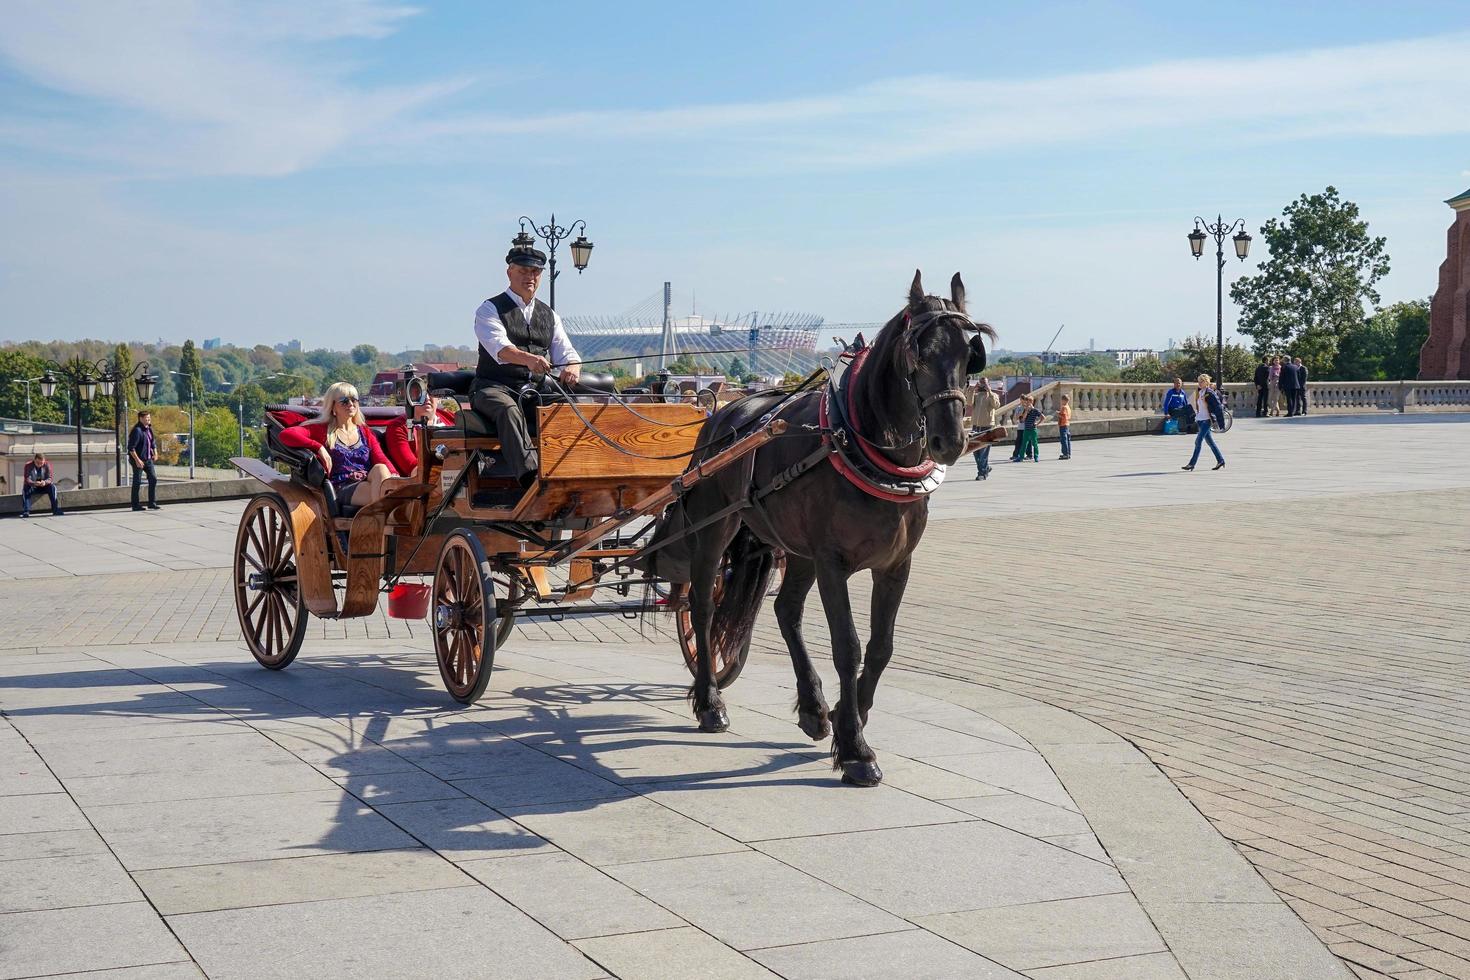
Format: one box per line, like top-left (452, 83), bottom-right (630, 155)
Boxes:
top-left (0, 0), bottom-right (457, 176)
top-left (400, 33), bottom-right (1470, 172)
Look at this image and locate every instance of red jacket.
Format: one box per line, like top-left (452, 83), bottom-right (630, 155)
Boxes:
top-left (278, 421), bottom-right (398, 477)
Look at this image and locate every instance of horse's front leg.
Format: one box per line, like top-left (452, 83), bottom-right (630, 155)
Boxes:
top-left (815, 558), bottom-right (881, 786)
top-left (774, 555), bottom-right (828, 740)
top-left (856, 557), bottom-right (911, 726)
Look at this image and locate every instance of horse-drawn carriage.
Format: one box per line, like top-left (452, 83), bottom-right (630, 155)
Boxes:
top-left (229, 369), bottom-right (783, 704)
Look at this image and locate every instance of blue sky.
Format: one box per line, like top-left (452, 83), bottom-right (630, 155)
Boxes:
top-left (0, 1), bottom-right (1466, 353)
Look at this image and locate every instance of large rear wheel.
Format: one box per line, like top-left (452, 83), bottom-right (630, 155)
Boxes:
top-left (675, 554), bottom-right (784, 690)
top-left (432, 530), bottom-right (498, 704)
top-left (234, 494), bottom-right (308, 669)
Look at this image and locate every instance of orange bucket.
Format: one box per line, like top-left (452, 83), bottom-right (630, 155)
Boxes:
top-left (387, 583), bottom-right (431, 619)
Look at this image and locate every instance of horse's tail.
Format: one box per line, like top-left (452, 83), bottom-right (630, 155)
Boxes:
top-left (708, 525), bottom-right (777, 669)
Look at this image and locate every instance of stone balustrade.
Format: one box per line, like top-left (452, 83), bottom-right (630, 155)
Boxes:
top-left (1014, 380), bottom-right (1470, 418)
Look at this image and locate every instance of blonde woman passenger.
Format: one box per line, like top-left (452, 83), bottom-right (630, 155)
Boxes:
top-left (279, 382), bottom-right (399, 508)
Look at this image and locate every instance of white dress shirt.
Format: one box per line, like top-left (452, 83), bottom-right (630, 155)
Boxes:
top-left (474, 290), bottom-right (580, 367)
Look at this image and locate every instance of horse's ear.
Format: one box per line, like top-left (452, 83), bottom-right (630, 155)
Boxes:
top-left (950, 272), bottom-right (966, 313)
top-left (909, 269), bottom-right (925, 308)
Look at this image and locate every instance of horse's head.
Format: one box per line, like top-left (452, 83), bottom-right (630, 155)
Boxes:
top-left (890, 269), bottom-right (996, 465)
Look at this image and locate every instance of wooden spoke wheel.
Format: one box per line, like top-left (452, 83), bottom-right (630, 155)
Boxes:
top-left (234, 494), bottom-right (308, 670)
top-left (432, 530), bottom-right (498, 705)
top-left (675, 554), bottom-right (784, 690)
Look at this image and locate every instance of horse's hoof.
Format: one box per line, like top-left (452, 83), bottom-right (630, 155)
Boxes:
top-left (797, 709), bottom-right (831, 741)
top-left (697, 708), bottom-right (729, 733)
top-left (840, 760), bottom-right (884, 787)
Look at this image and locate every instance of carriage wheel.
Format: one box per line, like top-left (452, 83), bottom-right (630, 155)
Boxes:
top-left (674, 555), bottom-right (783, 690)
top-left (234, 494), bottom-right (308, 670)
top-left (432, 530), bottom-right (499, 704)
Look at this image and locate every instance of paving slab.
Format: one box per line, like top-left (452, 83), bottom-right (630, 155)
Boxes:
top-left (0, 851), bottom-right (143, 913)
top-left (460, 851), bottom-right (683, 940)
top-left (915, 892), bottom-right (1167, 970)
top-left (756, 820), bottom-right (1128, 917)
top-left (0, 902), bottom-right (188, 979)
top-left (373, 796), bottom-right (557, 862)
top-left (166, 885), bottom-right (605, 979)
top-left (574, 927), bottom-right (780, 980)
top-left (87, 788), bottom-right (419, 870)
top-left (501, 794), bottom-right (747, 867)
top-left (0, 791), bottom-right (89, 833)
top-left (132, 848), bottom-right (470, 915)
top-left (608, 850), bottom-right (911, 951)
top-left (749, 929), bottom-right (1025, 979)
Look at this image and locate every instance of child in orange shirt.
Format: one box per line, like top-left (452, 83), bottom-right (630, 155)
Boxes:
top-left (1056, 394), bottom-right (1073, 460)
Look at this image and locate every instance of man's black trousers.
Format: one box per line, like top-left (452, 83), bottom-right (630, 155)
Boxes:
top-left (131, 461), bottom-right (157, 508)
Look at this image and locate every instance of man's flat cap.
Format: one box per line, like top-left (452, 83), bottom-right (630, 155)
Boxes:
top-left (506, 246), bottom-right (548, 269)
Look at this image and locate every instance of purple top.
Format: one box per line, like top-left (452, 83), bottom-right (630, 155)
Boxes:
top-left (1268, 364), bottom-right (1281, 380)
top-left (328, 436), bottom-right (370, 486)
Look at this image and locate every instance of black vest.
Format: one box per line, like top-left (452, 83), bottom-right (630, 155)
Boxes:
top-left (475, 292), bottom-right (555, 386)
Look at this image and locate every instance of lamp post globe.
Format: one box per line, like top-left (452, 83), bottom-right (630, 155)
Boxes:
top-left (1188, 227), bottom-right (1207, 259)
top-left (1233, 229), bottom-right (1252, 261)
top-left (569, 234), bottom-right (594, 272)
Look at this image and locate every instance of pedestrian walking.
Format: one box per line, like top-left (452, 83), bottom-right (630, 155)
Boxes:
top-left (127, 410), bottom-right (160, 511)
top-left (1292, 357), bottom-right (1309, 416)
top-left (20, 453), bottom-right (63, 517)
top-left (970, 381), bottom-right (1002, 480)
top-left (1268, 356), bottom-right (1283, 416)
top-left (1279, 355), bottom-right (1299, 417)
top-left (1056, 394), bottom-right (1073, 460)
top-left (1253, 356), bottom-right (1270, 417)
top-left (1017, 395), bottom-right (1044, 462)
top-left (1182, 374), bottom-right (1226, 471)
top-left (1008, 401), bottom-right (1026, 461)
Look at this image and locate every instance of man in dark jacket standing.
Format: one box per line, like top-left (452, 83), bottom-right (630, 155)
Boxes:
top-left (1279, 354), bottom-right (1299, 417)
top-left (1253, 357), bottom-right (1270, 417)
top-left (127, 410), bottom-right (160, 511)
top-left (1292, 357), bottom-right (1309, 415)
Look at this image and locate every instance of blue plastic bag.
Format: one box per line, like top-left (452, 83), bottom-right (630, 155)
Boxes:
top-left (1163, 418), bottom-right (1180, 435)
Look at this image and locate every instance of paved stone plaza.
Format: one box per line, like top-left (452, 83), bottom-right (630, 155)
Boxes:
top-left (1, 414), bottom-right (1467, 979)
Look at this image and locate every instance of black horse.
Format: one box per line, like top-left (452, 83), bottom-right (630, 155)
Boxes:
top-left (645, 271), bottom-right (995, 786)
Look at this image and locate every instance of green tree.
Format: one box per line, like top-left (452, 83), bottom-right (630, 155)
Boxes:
top-left (192, 406), bottom-right (260, 467)
top-left (1231, 186), bottom-right (1391, 375)
top-left (1120, 356), bottom-right (1167, 383)
top-left (1329, 318), bottom-right (1392, 381)
top-left (1164, 334), bottom-right (1255, 383)
top-left (177, 340), bottom-right (204, 404)
top-left (0, 350), bottom-right (64, 422)
top-left (351, 344), bottom-right (379, 366)
top-left (1384, 299), bottom-right (1430, 381)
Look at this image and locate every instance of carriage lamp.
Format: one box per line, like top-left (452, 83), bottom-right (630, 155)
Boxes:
top-left (136, 370), bottom-right (158, 403)
top-left (570, 234), bottom-right (594, 272)
top-left (1233, 228), bottom-right (1252, 260)
top-left (512, 228), bottom-right (536, 250)
top-left (1188, 227), bottom-right (1207, 259)
top-left (40, 371), bottom-right (57, 397)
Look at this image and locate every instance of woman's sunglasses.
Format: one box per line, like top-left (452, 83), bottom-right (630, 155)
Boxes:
top-left (338, 396), bottom-right (359, 405)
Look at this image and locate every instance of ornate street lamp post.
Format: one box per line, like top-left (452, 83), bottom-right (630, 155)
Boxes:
top-left (92, 358), bottom-right (158, 484)
top-left (39, 359), bottom-right (96, 488)
top-left (515, 214), bottom-right (594, 311)
top-left (1187, 215), bottom-right (1252, 388)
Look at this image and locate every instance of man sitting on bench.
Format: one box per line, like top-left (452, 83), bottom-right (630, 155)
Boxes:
top-left (471, 244), bottom-right (584, 486)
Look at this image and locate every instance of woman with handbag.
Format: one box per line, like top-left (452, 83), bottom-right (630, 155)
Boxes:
top-left (1182, 374), bottom-right (1226, 472)
top-left (278, 382), bottom-right (399, 508)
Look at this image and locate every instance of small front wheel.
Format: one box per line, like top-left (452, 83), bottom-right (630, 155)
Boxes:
top-left (234, 494), bottom-right (308, 669)
top-left (432, 530), bottom-right (498, 704)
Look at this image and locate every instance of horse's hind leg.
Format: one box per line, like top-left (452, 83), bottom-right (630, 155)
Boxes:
top-left (688, 515), bottom-right (739, 733)
top-left (774, 555), bottom-right (828, 741)
top-left (815, 558), bottom-right (881, 786)
top-left (856, 557), bottom-right (911, 726)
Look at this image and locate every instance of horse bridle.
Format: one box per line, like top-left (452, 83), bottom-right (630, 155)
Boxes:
top-left (871, 306), bottom-right (985, 450)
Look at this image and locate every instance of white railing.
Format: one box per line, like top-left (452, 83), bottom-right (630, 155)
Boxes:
top-left (1024, 380), bottom-right (1470, 418)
